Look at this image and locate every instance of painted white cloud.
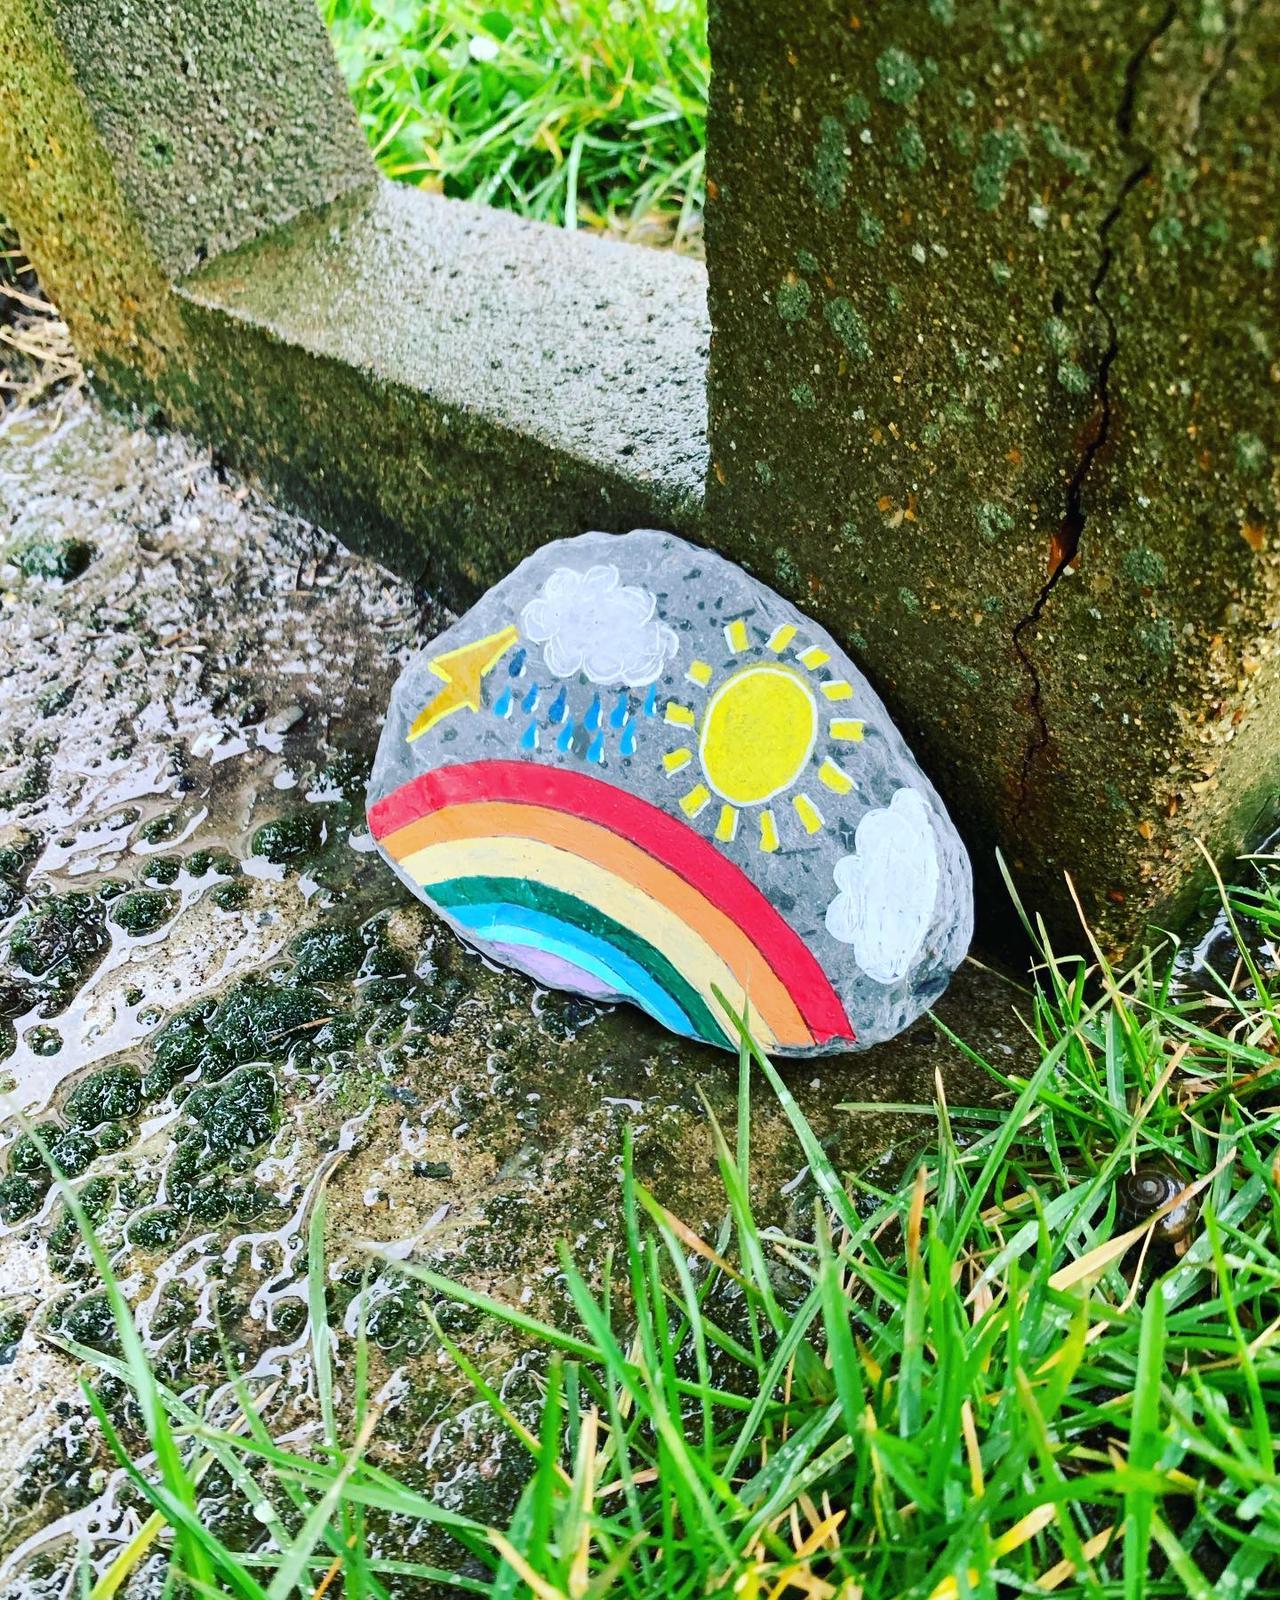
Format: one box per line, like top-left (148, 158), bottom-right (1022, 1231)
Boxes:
top-left (824, 788), bottom-right (939, 984)
top-left (521, 564), bottom-right (678, 686)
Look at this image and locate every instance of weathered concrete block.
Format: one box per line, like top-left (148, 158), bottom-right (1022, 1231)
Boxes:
top-left (0, 2), bottom-right (708, 591)
top-left (706, 0), bottom-right (1279, 949)
top-left (0, 0), bottom-right (370, 278)
top-left (179, 185), bottom-right (708, 594)
top-left (47, 1), bottom-right (372, 279)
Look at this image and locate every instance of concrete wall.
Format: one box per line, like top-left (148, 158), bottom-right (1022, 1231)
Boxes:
top-left (705, 0), bottom-right (1280, 948)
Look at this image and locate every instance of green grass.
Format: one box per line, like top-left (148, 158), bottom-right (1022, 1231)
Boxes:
top-left (21, 860), bottom-right (1280, 1597)
top-left (320, 0), bottom-right (709, 252)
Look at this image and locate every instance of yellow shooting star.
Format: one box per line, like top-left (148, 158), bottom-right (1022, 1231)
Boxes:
top-left (406, 625), bottom-right (520, 743)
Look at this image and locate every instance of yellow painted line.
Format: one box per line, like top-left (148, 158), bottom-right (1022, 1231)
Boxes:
top-left (680, 783), bottom-right (711, 818)
top-left (662, 748), bottom-right (692, 774)
top-left (798, 645), bottom-right (830, 670)
top-left (760, 810), bottom-right (779, 852)
top-left (821, 679), bottom-right (853, 701)
top-left (831, 719), bottom-right (865, 741)
top-left (725, 617), bottom-right (750, 653)
top-left (818, 758), bottom-right (853, 795)
top-left (686, 659), bottom-right (713, 687)
top-left (766, 623), bottom-right (797, 653)
top-left (664, 701), bottom-right (696, 727)
top-left (793, 793), bottom-right (824, 833)
top-left (715, 804), bottom-right (739, 842)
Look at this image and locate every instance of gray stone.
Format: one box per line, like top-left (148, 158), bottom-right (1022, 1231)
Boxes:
top-left (368, 530), bottom-right (972, 1054)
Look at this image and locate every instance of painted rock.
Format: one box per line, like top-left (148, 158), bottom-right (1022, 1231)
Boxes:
top-left (367, 530), bottom-right (972, 1055)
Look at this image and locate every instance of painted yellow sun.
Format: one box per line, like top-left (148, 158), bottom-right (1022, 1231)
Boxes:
top-left (661, 618), bottom-right (865, 852)
top-left (701, 664), bottom-right (816, 805)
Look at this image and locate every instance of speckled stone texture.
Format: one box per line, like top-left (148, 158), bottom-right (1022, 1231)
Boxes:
top-left (369, 530), bottom-right (973, 1054)
top-left (180, 184), bottom-right (709, 590)
top-left (17, 0), bottom-right (372, 280)
top-left (0, 2), bottom-right (707, 589)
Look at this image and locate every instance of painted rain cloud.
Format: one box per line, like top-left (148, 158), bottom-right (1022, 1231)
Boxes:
top-left (368, 529), bottom-right (973, 1054)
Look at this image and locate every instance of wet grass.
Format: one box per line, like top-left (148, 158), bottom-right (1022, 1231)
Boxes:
top-left (320, 0), bottom-right (708, 253)
top-left (23, 861), bottom-right (1280, 1596)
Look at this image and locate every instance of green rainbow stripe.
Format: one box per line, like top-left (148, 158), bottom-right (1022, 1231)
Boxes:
top-left (430, 875), bottom-right (727, 1045)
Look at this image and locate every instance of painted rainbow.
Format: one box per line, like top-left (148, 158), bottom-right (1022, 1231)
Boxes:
top-left (367, 759), bottom-right (855, 1052)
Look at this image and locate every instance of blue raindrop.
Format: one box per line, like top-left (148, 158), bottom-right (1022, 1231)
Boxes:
top-left (548, 687), bottom-right (567, 724)
top-left (610, 692), bottom-right (628, 730)
top-left (520, 721), bottom-right (538, 752)
top-left (508, 649), bottom-right (527, 677)
top-left (493, 686), bottom-right (512, 718)
top-left (643, 684), bottom-right (657, 717)
top-left (522, 682), bottom-right (540, 714)
top-left (588, 731), bottom-right (605, 765)
top-left (620, 721), bottom-right (637, 757)
top-left (585, 695), bottom-right (602, 732)
top-left (557, 719), bottom-right (575, 753)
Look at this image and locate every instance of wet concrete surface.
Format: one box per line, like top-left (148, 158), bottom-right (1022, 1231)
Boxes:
top-left (0, 393), bottom-right (1031, 1593)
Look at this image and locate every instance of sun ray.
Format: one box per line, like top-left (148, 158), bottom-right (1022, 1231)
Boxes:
top-left (831, 719), bottom-right (865, 742)
top-left (821, 679), bottom-right (853, 701)
top-left (663, 748), bottom-right (692, 775)
top-left (725, 617), bottom-right (750, 653)
top-left (798, 645), bottom-right (830, 671)
top-left (759, 810), bottom-right (779, 853)
top-left (715, 804), bottom-right (739, 842)
top-left (686, 659), bottom-right (713, 687)
top-left (818, 758), bottom-right (853, 795)
top-left (766, 623), bottom-right (797, 653)
top-left (664, 701), bottom-right (696, 727)
top-left (680, 784), bottom-right (711, 818)
top-left (793, 793), bottom-right (824, 833)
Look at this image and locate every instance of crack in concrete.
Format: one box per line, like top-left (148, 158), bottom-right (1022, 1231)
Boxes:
top-left (1011, 4), bottom-right (1177, 817)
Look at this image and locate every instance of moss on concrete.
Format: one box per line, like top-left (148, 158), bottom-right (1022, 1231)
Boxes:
top-left (705, 0), bottom-right (1280, 952)
top-left (0, 0), bottom-right (368, 291)
top-left (0, 0), bottom-right (709, 603)
top-left (15, 537), bottom-right (93, 582)
top-left (108, 889), bottom-right (177, 937)
top-left (0, 0), bottom-right (189, 410)
top-left (43, 0), bottom-right (370, 279)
